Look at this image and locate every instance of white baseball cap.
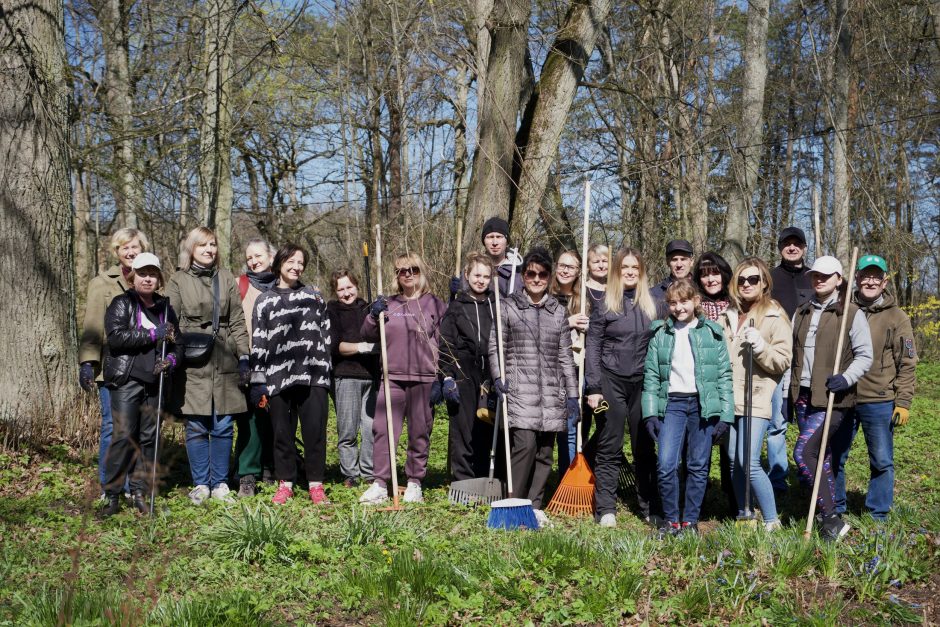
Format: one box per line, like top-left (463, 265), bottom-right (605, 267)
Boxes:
top-left (131, 252), bottom-right (162, 271)
top-left (809, 255), bottom-right (843, 276)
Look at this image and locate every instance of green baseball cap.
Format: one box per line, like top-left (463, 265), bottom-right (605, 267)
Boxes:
top-left (857, 254), bottom-right (888, 273)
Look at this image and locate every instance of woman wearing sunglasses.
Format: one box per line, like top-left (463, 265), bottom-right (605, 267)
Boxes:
top-left (718, 258), bottom-right (792, 531)
top-left (489, 248), bottom-right (578, 529)
top-left (358, 252), bottom-right (447, 505)
top-left (585, 248), bottom-right (665, 528)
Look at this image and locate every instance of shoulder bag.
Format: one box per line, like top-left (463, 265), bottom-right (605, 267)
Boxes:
top-left (179, 272), bottom-right (220, 366)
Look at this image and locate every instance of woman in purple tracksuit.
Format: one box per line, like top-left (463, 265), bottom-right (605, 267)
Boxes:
top-left (358, 252), bottom-right (447, 505)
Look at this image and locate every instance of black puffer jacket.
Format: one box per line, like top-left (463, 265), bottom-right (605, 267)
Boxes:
top-left (103, 291), bottom-right (181, 387)
top-left (439, 290), bottom-right (494, 383)
top-left (585, 290), bottom-right (661, 394)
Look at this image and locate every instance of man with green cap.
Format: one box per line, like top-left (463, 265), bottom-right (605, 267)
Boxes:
top-left (830, 254), bottom-right (917, 521)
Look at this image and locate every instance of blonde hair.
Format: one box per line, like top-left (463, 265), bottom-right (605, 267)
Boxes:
top-left (179, 226), bottom-right (217, 271)
top-left (665, 278), bottom-right (703, 318)
top-left (463, 251), bottom-right (493, 277)
top-left (551, 249), bottom-right (583, 316)
top-left (394, 251), bottom-right (430, 297)
top-left (604, 248), bottom-right (657, 320)
top-left (587, 243), bottom-right (609, 267)
top-left (110, 228), bottom-right (150, 255)
top-left (729, 257), bottom-right (785, 324)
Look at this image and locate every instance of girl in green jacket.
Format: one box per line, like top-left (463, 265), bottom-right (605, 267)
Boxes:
top-left (642, 279), bottom-right (734, 534)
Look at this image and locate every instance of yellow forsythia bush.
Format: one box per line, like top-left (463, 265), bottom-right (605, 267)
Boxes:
top-left (904, 297), bottom-right (940, 361)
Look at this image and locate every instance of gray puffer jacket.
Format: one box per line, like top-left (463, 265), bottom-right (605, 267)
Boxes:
top-left (488, 292), bottom-right (578, 432)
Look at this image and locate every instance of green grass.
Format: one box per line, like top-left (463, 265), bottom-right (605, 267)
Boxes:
top-left (1, 363), bottom-right (939, 624)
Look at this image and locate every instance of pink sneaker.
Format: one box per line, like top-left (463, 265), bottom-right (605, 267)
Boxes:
top-left (272, 481), bottom-right (292, 504)
top-left (309, 484), bottom-right (330, 504)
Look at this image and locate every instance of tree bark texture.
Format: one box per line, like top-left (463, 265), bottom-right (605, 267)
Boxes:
top-left (0, 0), bottom-right (78, 429)
top-left (199, 0), bottom-right (236, 266)
top-left (721, 0), bottom-right (769, 265)
top-left (831, 0), bottom-right (852, 264)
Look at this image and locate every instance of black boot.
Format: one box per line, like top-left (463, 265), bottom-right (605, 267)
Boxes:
top-left (131, 491), bottom-right (152, 515)
top-left (99, 494), bottom-right (122, 518)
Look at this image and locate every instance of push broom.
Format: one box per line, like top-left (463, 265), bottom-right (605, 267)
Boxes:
top-left (546, 180), bottom-right (596, 518)
top-left (804, 247), bottom-right (859, 539)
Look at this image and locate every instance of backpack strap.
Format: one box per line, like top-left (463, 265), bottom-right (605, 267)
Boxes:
top-left (238, 274), bottom-right (249, 300)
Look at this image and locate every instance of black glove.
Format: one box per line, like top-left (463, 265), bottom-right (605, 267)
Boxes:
top-left (150, 323), bottom-right (172, 342)
top-left (712, 421), bottom-right (729, 443)
top-left (430, 380), bottom-right (444, 406)
top-left (238, 357), bottom-right (251, 386)
top-left (449, 276), bottom-right (462, 297)
top-left (825, 374), bottom-right (849, 393)
top-left (493, 377), bottom-right (509, 398)
top-left (79, 362), bottom-right (96, 392)
top-left (566, 398), bottom-right (581, 425)
top-left (153, 356), bottom-right (176, 375)
top-left (645, 417), bottom-right (662, 441)
top-left (249, 384), bottom-right (267, 408)
top-left (442, 378), bottom-right (460, 403)
top-left (369, 296), bottom-right (388, 320)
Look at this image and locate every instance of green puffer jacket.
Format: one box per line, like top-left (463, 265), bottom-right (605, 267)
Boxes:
top-left (641, 315), bottom-right (734, 423)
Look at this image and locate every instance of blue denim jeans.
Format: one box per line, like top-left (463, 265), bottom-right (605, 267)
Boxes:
top-left (831, 401), bottom-right (895, 520)
top-left (97, 383), bottom-right (113, 486)
top-left (657, 396), bottom-right (716, 524)
top-left (765, 378), bottom-right (789, 490)
top-left (728, 415), bottom-right (778, 523)
top-left (185, 410), bottom-right (236, 488)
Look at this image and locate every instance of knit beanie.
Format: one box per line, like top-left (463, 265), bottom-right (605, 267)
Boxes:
top-left (481, 217), bottom-right (510, 243)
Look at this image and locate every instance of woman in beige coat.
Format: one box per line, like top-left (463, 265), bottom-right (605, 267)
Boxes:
top-left (167, 227), bottom-right (250, 504)
top-left (719, 257), bottom-right (792, 530)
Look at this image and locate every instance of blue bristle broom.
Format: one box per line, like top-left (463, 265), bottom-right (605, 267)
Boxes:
top-left (487, 498), bottom-right (539, 530)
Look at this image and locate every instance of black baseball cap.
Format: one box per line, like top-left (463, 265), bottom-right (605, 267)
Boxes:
top-left (665, 239), bottom-right (693, 257)
top-left (777, 226), bottom-right (807, 247)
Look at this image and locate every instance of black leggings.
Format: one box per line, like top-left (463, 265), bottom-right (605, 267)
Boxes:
top-left (105, 379), bottom-right (160, 496)
top-left (268, 386), bottom-right (328, 484)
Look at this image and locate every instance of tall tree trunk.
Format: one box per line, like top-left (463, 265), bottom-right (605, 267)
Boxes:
top-left (831, 0), bottom-right (852, 264)
top-left (721, 0), bottom-right (770, 265)
top-left (198, 0), bottom-right (236, 266)
top-left (510, 0), bottom-right (613, 245)
top-left (73, 169), bottom-right (93, 289)
top-left (90, 0), bottom-right (140, 229)
top-left (464, 0), bottom-right (529, 243)
top-left (0, 0), bottom-right (77, 432)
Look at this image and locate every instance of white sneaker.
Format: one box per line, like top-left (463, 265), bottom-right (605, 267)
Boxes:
top-left (533, 509), bottom-right (553, 529)
top-left (402, 482), bottom-right (424, 503)
top-left (211, 483), bottom-right (234, 503)
top-left (764, 520), bottom-right (782, 532)
top-left (599, 513), bottom-right (617, 528)
top-left (189, 484), bottom-right (210, 506)
top-left (359, 481), bottom-right (389, 505)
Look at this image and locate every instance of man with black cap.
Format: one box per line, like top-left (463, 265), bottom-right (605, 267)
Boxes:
top-left (452, 217), bottom-right (523, 299)
top-left (766, 225), bottom-right (812, 495)
top-left (650, 239), bottom-right (694, 304)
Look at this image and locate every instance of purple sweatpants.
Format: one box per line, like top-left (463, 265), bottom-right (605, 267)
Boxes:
top-left (372, 380), bottom-right (434, 486)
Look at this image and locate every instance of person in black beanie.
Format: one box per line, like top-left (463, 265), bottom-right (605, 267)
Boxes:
top-left (451, 217), bottom-right (523, 299)
top-left (651, 239), bottom-right (694, 304)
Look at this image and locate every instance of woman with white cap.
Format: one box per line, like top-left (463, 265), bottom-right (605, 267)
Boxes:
top-left (100, 253), bottom-right (181, 516)
top-left (790, 255), bottom-right (872, 541)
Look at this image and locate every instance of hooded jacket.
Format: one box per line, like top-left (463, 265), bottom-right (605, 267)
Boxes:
top-left (361, 292), bottom-right (446, 382)
top-left (438, 289), bottom-right (494, 383)
top-left (488, 291), bottom-right (577, 432)
top-left (853, 291), bottom-right (916, 408)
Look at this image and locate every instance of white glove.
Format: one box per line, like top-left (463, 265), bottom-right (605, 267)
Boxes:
top-left (357, 342), bottom-right (375, 354)
top-left (741, 326), bottom-right (766, 355)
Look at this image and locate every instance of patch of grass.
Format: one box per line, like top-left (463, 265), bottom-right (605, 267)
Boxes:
top-left (148, 589), bottom-right (273, 626)
top-left (13, 586), bottom-right (134, 626)
top-left (201, 503), bottom-right (290, 564)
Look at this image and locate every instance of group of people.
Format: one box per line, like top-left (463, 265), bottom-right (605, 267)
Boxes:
top-left (79, 220), bottom-right (916, 541)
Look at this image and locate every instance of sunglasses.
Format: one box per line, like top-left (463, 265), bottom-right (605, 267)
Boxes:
top-left (737, 274), bottom-right (761, 286)
top-left (524, 270), bottom-right (550, 281)
top-left (395, 266), bottom-right (421, 277)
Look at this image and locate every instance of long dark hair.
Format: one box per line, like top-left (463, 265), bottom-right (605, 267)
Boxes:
top-left (693, 252), bottom-right (733, 300)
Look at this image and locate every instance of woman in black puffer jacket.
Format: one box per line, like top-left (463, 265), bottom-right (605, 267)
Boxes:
top-left (101, 253), bottom-right (181, 517)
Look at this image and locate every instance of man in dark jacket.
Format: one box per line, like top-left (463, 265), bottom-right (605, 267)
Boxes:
top-left (650, 239), bottom-right (694, 304)
top-left (450, 217), bottom-right (523, 300)
top-left (831, 254), bottom-right (916, 521)
top-left (766, 225), bottom-right (812, 495)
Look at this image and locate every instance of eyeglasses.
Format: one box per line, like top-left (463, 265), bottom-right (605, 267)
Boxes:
top-left (737, 274), bottom-right (761, 286)
top-left (557, 263), bottom-right (579, 272)
top-left (395, 266), bottom-right (421, 277)
top-left (858, 275), bottom-right (885, 285)
top-left (699, 267), bottom-right (721, 278)
top-left (524, 270), bottom-right (550, 281)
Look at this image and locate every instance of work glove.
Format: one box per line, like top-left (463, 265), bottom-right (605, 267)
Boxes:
top-left (249, 384), bottom-right (267, 409)
top-left (369, 296), bottom-right (388, 321)
top-left (825, 374), bottom-right (850, 393)
top-left (153, 354), bottom-right (177, 375)
top-left (566, 398), bottom-right (581, 425)
top-left (149, 323), bottom-right (174, 343)
top-left (357, 342), bottom-right (375, 354)
top-left (891, 406), bottom-right (909, 427)
top-left (493, 377), bottom-right (509, 399)
top-left (449, 276), bottom-right (462, 298)
top-left (238, 357), bottom-right (251, 386)
top-left (429, 380), bottom-right (444, 406)
top-left (712, 421), bottom-right (729, 443)
top-left (645, 417), bottom-right (662, 441)
top-left (442, 377), bottom-right (460, 403)
top-left (741, 326), bottom-right (766, 355)
top-left (79, 362), bottom-right (96, 392)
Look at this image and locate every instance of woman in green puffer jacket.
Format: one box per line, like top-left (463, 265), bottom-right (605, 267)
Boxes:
top-left (642, 279), bottom-right (733, 534)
